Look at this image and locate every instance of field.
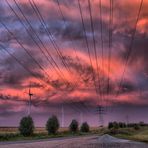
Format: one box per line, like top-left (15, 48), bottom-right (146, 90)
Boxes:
top-left (0, 127), bottom-right (104, 141)
top-left (0, 127), bottom-right (100, 134)
top-left (109, 126), bottom-right (148, 143)
top-left (1, 126), bottom-right (148, 143)
top-left (0, 127), bottom-right (61, 134)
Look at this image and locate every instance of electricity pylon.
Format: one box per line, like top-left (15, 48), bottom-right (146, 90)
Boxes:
top-left (96, 105), bottom-right (105, 127)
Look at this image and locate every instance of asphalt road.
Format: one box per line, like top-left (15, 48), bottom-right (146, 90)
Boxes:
top-left (0, 134), bottom-right (148, 148)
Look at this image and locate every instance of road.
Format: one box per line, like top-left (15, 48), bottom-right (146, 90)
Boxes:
top-left (0, 134), bottom-right (148, 148)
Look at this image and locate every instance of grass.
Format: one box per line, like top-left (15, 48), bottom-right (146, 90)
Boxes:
top-left (108, 126), bottom-right (148, 143)
top-left (0, 127), bottom-right (105, 142)
top-left (2, 126), bottom-right (148, 143)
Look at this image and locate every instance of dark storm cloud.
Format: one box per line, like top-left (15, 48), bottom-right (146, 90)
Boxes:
top-left (130, 34), bottom-right (148, 64)
top-left (0, 0), bottom-right (147, 113)
top-left (0, 0), bottom-right (110, 50)
top-left (119, 80), bottom-right (137, 94)
top-left (0, 45), bottom-right (47, 89)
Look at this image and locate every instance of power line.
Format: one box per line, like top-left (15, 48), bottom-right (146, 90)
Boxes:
top-left (115, 0), bottom-right (143, 98)
top-left (56, 0), bottom-right (81, 63)
top-left (26, 0), bottom-right (91, 113)
top-left (12, 0), bottom-right (71, 81)
top-left (77, 0), bottom-right (105, 118)
top-left (29, 0), bottom-right (71, 73)
top-left (6, 0), bottom-right (70, 86)
top-left (54, 0), bottom-right (87, 86)
top-left (0, 20), bottom-right (52, 83)
top-left (106, 0), bottom-right (113, 110)
top-left (0, 44), bottom-right (49, 88)
top-left (29, 0), bottom-right (102, 102)
top-left (0, 44), bottom-right (85, 113)
top-left (88, 0), bottom-right (103, 107)
top-left (30, 0), bottom-right (74, 75)
top-left (107, 0), bottom-right (113, 95)
top-left (28, 0), bottom-right (82, 90)
top-left (77, 0), bottom-right (98, 94)
top-left (20, 0), bottom-right (79, 89)
top-left (99, 0), bottom-right (105, 103)
top-left (88, 0), bottom-right (106, 126)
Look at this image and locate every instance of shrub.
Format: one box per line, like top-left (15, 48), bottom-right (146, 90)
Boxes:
top-left (80, 122), bottom-right (89, 133)
top-left (134, 124), bottom-right (140, 130)
top-left (139, 121), bottom-right (145, 126)
top-left (69, 119), bottom-right (78, 133)
top-left (119, 122), bottom-right (126, 128)
top-left (19, 116), bottom-right (34, 137)
top-left (46, 115), bottom-right (59, 135)
top-left (108, 122), bottom-right (114, 129)
top-left (113, 121), bottom-right (119, 129)
top-left (123, 123), bottom-right (127, 128)
top-left (0, 133), bottom-right (19, 141)
top-left (109, 128), bottom-right (119, 135)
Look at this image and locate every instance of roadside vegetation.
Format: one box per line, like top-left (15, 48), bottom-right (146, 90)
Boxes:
top-left (1, 116), bottom-right (148, 143)
top-left (46, 115), bottom-right (59, 135)
top-left (106, 121), bottom-right (148, 143)
top-left (19, 116), bottom-right (34, 137)
top-left (0, 115), bottom-right (100, 142)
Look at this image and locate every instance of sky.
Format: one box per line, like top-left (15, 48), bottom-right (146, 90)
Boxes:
top-left (0, 0), bottom-right (148, 127)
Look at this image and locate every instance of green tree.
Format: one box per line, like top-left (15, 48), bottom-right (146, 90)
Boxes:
top-left (69, 119), bottom-right (78, 132)
top-left (134, 124), bottom-right (140, 130)
top-left (113, 121), bottom-right (119, 129)
top-left (139, 121), bottom-right (145, 126)
top-left (119, 122), bottom-right (125, 128)
top-left (19, 116), bottom-right (34, 137)
top-left (80, 122), bottom-right (89, 132)
top-left (46, 115), bottom-right (59, 135)
top-left (108, 122), bottom-right (114, 129)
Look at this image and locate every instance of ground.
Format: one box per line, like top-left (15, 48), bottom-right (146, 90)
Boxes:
top-left (0, 134), bottom-right (148, 148)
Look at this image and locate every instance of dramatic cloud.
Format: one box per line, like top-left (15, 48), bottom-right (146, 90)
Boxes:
top-left (0, 0), bottom-right (148, 126)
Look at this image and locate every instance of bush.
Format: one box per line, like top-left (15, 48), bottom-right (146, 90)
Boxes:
top-left (139, 121), bottom-right (145, 126)
top-left (46, 115), bottom-right (59, 135)
top-left (108, 122), bottom-right (114, 129)
top-left (19, 116), bottom-right (34, 137)
top-left (80, 122), bottom-right (89, 133)
top-left (113, 121), bottom-right (119, 129)
top-left (108, 128), bottom-right (119, 135)
top-left (69, 119), bottom-right (78, 133)
top-left (0, 133), bottom-right (19, 141)
top-left (134, 124), bottom-right (140, 130)
top-left (108, 122), bottom-right (127, 129)
top-left (119, 122), bottom-right (127, 128)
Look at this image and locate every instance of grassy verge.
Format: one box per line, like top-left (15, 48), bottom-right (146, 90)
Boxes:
top-left (0, 127), bottom-right (106, 142)
top-left (107, 127), bottom-right (148, 143)
top-left (2, 126), bottom-right (148, 143)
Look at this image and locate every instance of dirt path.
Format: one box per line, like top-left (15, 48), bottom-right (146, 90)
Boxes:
top-left (0, 134), bottom-right (148, 148)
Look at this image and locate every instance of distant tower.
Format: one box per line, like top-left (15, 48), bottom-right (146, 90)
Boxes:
top-left (28, 82), bottom-right (33, 116)
top-left (61, 104), bottom-right (65, 127)
top-left (96, 105), bottom-right (105, 127)
top-left (80, 112), bottom-right (83, 124)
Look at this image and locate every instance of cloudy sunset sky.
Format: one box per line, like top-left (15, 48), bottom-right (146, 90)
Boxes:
top-left (0, 0), bottom-right (148, 126)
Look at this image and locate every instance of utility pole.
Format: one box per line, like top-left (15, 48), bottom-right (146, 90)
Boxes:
top-left (28, 82), bottom-right (33, 116)
top-left (61, 104), bottom-right (65, 127)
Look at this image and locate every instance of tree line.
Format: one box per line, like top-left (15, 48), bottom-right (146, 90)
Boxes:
top-left (108, 121), bottom-right (148, 130)
top-left (19, 115), bottom-right (90, 137)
